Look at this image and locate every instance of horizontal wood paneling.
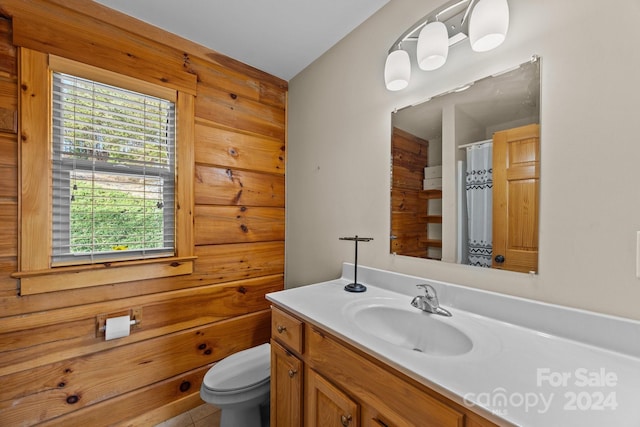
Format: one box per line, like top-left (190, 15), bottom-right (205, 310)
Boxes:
top-left (391, 189), bottom-right (420, 213)
top-left (40, 366), bottom-right (209, 427)
top-left (37, 0), bottom-right (287, 95)
top-left (392, 157), bottom-right (426, 190)
top-left (0, 276), bottom-right (281, 374)
top-left (195, 165), bottom-right (285, 207)
top-left (0, 256), bottom-right (18, 297)
top-left (0, 76), bottom-right (17, 131)
top-left (195, 120), bottom-right (285, 174)
top-left (0, 135), bottom-right (16, 200)
top-left (390, 233), bottom-right (425, 257)
top-left (195, 206), bottom-right (285, 245)
top-left (0, 18), bottom-right (16, 76)
top-left (0, 133), bottom-right (17, 166)
top-left (0, 202), bottom-right (16, 257)
top-left (391, 213), bottom-right (427, 234)
top-left (189, 56), bottom-right (286, 110)
top-left (0, 1), bottom-right (286, 424)
top-left (0, 76), bottom-right (18, 145)
top-left (0, 76), bottom-right (16, 109)
top-left (391, 127), bottom-right (428, 191)
top-left (0, 310), bottom-right (271, 426)
top-left (391, 127), bottom-right (429, 259)
top-left (0, 165), bottom-right (16, 199)
top-left (0, 267), bottom-right (283, 318)
top-left (195, 86), bottom-right (285, 140)
top-left (194, 242), bottom-right (285, 283)
top-left (6, 0), bottom-right (197, 94)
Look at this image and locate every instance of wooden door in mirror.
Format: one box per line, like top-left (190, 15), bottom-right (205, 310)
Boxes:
top-left (492, 123), bottom-right (540, 273)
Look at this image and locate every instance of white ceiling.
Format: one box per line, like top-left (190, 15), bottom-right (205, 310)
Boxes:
top-left (94, 0), bottom-right (389, 81)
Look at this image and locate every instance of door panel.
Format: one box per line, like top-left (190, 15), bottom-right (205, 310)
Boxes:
top-left (271, 340), bottom-right (303, 427)
top-left (307, 368), bottom-right (359, 427)
top-left (492, 124), bottom-right (540, 273)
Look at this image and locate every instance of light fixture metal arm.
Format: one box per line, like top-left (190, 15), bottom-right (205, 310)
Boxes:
top-left (387, 0), bottom-right (472, 53)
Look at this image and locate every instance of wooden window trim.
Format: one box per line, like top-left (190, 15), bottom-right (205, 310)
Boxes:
top-left (13, 256), bottom-right (197, 295)
top-left (14, 48), bottom-right (195, 295)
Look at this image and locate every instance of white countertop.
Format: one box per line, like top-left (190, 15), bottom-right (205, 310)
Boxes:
top-left (266, 264), bottom-right (640, 427)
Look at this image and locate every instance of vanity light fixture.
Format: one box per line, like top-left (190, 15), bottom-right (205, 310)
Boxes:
top-left (384, 0), bottom-right (509, 91)
top-left (417, 21), bottom-right (449, 71)
top-left (469, 0), bottom-right (509, 52)
top-left (384, 49), bottom-right (411, 91)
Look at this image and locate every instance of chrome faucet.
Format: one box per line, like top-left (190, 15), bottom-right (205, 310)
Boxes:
top-left (411, 284), bottom-right (452, 317)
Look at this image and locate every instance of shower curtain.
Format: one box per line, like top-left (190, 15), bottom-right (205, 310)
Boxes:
top-left (466, 143), bottom-right (493, 268)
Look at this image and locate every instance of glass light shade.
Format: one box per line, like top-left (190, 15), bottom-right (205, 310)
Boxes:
top-left (469, 0), bottom-right (509, 52)
top-left (384, 49), bottom-right (411, 91)
top-left (416, 21), bottom-right (449, 71)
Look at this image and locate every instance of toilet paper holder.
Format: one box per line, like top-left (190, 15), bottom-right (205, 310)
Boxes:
top-left (96, 307), bottom-right (142, 338)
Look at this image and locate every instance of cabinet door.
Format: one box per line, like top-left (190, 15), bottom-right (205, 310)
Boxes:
top-left (271, 340), bottom-right (303, 427)
top-left (307, 368), bottom-right (359, 427)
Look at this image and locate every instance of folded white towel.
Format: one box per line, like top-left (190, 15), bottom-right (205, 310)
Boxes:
top-left (423, 177), bottom-right (442, 190)
top-left (424, 165), bottom-right (443, 179)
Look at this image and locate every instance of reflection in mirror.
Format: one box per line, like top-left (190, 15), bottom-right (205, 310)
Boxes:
top-left (390, 57), bottom-right (540, 274)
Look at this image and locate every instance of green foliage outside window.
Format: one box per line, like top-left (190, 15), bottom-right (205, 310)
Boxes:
top-left (70, 179), bottom-right (165, 253)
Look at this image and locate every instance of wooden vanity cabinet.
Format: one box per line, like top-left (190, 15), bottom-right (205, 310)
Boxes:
top-left (270, 305), bottom-right (498, 427)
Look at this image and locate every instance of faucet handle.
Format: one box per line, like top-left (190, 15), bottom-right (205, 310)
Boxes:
top-left (413, 284), bottom-right (452, 316)
top-left (416, 284), bottom-right (438, 301)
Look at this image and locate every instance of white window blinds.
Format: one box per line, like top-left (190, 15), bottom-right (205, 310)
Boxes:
top-left (52, 72), bottom-right (176, 265)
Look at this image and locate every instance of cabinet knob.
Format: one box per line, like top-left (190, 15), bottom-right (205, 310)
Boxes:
top-left (288, 369), bottom-right (297, 378)
top-left (341, 414), bottom-right (352, 426)
top-left (494, 254), bottom-right (505, 264)
top-left (276, 325), bottom-right (287, 333)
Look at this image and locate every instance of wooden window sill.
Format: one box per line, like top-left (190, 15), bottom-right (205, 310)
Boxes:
top-left (12, 256), bottom-right (197, 296)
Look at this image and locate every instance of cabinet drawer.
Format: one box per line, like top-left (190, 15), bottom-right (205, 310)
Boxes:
top-left (271, 306), bottom-right (303, 354)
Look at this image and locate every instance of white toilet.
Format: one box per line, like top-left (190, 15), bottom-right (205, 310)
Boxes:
top-left (200, 343), bottom-right (271, 427)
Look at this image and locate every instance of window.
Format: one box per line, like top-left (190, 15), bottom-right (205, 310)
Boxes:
top-left (51, 73), bottom-right (176, 265)
top-left (15, 50), bottom-right (195, 296)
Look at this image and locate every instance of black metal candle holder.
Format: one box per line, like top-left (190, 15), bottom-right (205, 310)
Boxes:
top-left (339, 235), bottom-right (373, 292)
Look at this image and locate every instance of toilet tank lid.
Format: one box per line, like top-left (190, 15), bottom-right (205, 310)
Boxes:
top-left (203, 343), bottom-right (271, 391)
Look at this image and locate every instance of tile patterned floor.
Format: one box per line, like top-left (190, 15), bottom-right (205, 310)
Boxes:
top-left (154, 404), bottom-right (220, 427)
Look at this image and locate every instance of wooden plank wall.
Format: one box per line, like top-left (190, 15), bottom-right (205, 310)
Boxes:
top-left (390, 127), bottom-right (428, 258)
top-left (0, 1), bottom-right (286, 425)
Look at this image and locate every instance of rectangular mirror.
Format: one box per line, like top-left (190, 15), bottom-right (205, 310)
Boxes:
top-left (390, 57), bottom-right (540, 274)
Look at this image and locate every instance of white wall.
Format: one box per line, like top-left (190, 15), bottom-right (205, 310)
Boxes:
top-left (286, 0), bottom-right (640, 320)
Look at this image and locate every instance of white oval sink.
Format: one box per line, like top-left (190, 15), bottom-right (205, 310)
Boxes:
top-left (349, 302), bottom-right (473, 356)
